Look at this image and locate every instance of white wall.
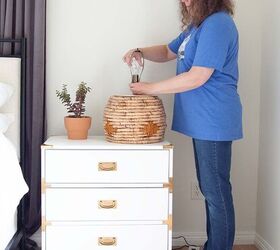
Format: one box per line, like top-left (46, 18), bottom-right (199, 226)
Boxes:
top-left (256, 0), bottom-right (280, 249)
top-left (46, 0), bottom-right (180, 136)
top-left (232, 0), bottom-right (262, 236)
top-left (46, 0), bottom-right (261, 244)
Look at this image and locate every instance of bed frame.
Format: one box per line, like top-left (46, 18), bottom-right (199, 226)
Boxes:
top-left (0, 38), bottom-right (27, 250)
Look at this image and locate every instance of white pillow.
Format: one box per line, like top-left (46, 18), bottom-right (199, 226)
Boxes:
top-left (0, 82), bottom-right (14, 108)
top-left (0, 113), bottom-right (14, 133)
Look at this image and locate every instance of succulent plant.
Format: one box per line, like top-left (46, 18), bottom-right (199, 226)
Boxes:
top-left (56, 82), bottom-right (92, 118)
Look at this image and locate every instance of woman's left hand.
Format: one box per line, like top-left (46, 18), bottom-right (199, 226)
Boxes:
top-left (129, 82), bottom-right (155, 95)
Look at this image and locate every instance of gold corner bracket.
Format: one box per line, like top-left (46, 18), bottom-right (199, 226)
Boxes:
top-left (41, 216), bottom-right (51, 232)
top-left (41, 143), bottom-right (53, 149)
top-left (163, 177), bottom-right (174, 193)
top-left (163, 143), bottom-right (174, 150)
top-left (41, 178), bottom-right (51, 193)
top-left (163, 215), bottom-right (173, 230)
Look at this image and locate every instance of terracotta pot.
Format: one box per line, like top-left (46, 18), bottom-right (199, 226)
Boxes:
top-left (64, 116), bottom-right (92, 140)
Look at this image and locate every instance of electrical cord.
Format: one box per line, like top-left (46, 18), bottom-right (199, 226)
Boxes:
top-left (172, 235), bottom-right (200, 250)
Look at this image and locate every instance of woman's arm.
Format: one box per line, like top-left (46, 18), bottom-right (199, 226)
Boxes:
top-left (123, 45), bottom-right (176, 65)
top-left (130, 66), bottom-right (214, 95)
top-left (140, 45), bottom-right (177, 62)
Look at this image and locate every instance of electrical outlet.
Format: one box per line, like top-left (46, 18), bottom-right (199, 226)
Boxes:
top-left (191, 181), bottom-right (204, 200)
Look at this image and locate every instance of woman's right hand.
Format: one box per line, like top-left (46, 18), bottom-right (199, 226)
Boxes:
top-left (123, 48), bottom-right (144, 66)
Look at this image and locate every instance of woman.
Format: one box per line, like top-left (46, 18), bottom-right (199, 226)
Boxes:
top-left (123, 0), bottom-right (242, 249)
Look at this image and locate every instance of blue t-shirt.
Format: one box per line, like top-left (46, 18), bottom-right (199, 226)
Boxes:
top-left (168, 11), bottom-right (242, 141)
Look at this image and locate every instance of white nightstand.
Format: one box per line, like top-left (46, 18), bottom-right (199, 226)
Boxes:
top-left (41, 136), bottom-right (173, 250)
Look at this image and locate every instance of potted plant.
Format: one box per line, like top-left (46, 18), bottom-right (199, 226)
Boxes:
top-left (56, 82), bottom-right (92, 140)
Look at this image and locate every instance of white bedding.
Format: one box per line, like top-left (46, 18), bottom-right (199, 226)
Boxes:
top-left (0, 132), bottom-right (28, 249)
top-left (0, 57), bottom-right (28, 249)
top-left (0, 58), bottom-right (21, 157)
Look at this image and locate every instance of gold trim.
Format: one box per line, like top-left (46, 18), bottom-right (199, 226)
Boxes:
top-left (41, 216), bottom-right (51, 232)
top-left (41, 143), bottom-right (53, 149)
top-left (163, 215), bottom-right (173, 230)
top-left (163, 143), bottom-right (174, 150)
top-left (98, 200), bottom-right (117, 209)
top-left (163, 177), bottom-right (173, 193)
top-left (98, 237), bottom-right (117, 246)
top-left (41, 178), bottom-right (51, 193)
top-left (98, 162), bottom-right (117, 171)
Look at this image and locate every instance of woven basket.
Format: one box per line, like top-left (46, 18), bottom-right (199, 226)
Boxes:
top-left (104, 95), bottom-right (167, 144)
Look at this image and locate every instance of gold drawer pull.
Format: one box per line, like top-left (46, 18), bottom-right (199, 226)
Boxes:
top-left (98, 237), bottom-right (117, 246)
top-left (98, 200), bottom-right (117, 209)
top-left (98, 162), bottom-right (117, 171)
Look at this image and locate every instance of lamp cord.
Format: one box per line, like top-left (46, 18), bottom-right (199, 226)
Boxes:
top-left (172, 235), bottom-right (200, 249)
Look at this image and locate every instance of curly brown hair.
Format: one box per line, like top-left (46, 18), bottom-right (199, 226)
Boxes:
top-left (180, 0), bottom-right (234, 28)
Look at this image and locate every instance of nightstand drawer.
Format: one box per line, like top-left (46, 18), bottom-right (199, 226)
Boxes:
top-left (46, 224), bottom-right (168, 250)
top-left (46, 188), bottom-right (169, 221)
top-left (45, 149), bottom-right (169, 183)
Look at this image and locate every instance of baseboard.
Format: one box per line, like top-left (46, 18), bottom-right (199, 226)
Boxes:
top-left (255, 233), bottom-right (274, 250)
top-left (172, 231), bottom-right (256, 247)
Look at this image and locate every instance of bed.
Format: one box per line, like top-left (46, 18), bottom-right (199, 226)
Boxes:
top-left (0, 39), bottom-right (28, 250)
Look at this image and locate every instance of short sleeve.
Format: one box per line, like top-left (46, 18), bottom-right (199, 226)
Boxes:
top-left (168, 32), bottom-right (186, 54)
top-left (193, 14), bottom-right (234, 71)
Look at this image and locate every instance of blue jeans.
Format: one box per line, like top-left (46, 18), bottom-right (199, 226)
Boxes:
top-left (192, 139), bottom-right (235, 250)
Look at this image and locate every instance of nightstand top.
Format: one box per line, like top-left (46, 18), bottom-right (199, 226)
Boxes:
top-left (42, 136), bottom-right (173, 150)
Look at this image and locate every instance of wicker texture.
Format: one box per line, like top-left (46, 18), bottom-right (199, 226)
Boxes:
top-left (104, 95), bottom-right (167, 144)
